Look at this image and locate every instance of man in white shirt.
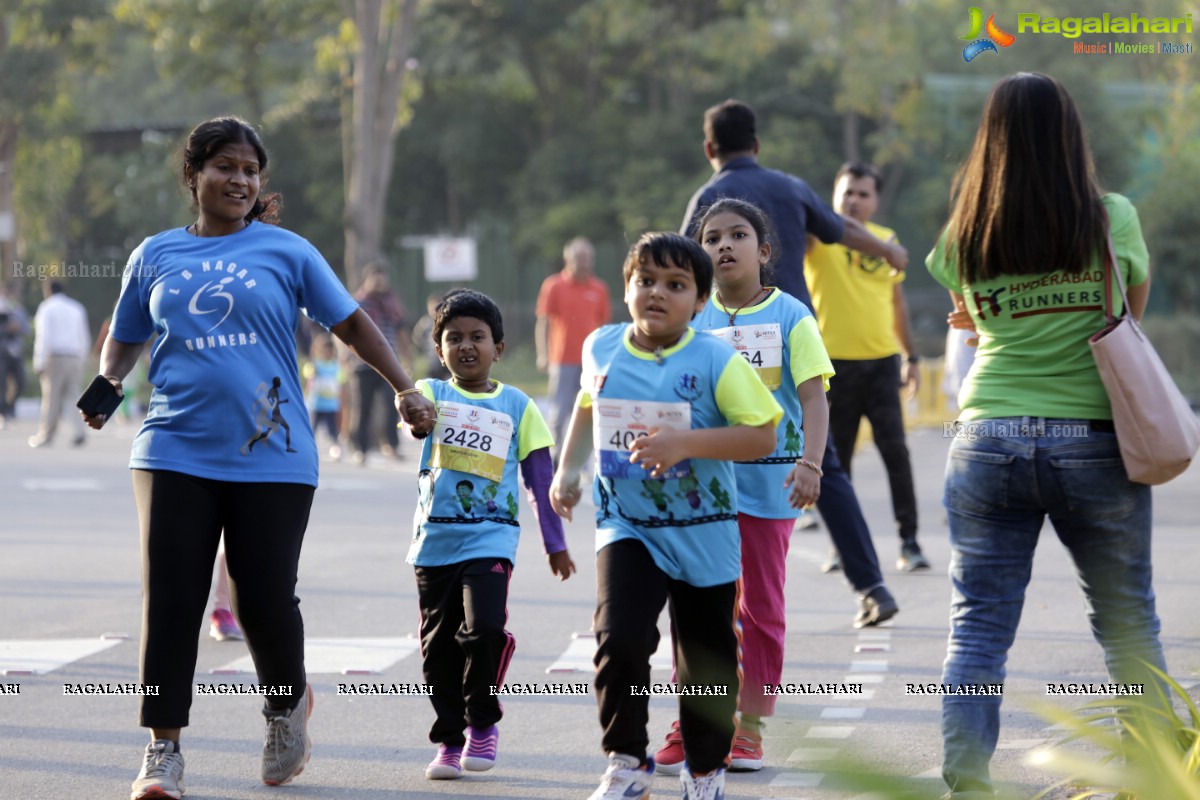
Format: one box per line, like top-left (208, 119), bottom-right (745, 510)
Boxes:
top-left (30, 281), bottom-right (91, 447)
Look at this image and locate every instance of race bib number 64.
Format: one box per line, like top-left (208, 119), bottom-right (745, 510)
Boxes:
top-left (707, 323), bottom-right (783, 390)
top-left (594, 398), bottom-right (692, 480)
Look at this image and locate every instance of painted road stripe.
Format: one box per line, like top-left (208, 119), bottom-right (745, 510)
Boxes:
top-left (769, 771), bottom-right (824, 788)
top-left (20, 479), bottom-right (105, 491)
top-left (0, 638), bottom-right (124, 675)
top-left (849, 660), bottom-right (889, 672)
top-left (317, 479), bottom-right (390, 491)
top-left (787, 747), bottom-right (838, 762)
top-left (820, 707), bottom-right (867, 719)
top-left (545, 632), bottom-right (671, 673)
top-left (211, 637), bottom-right (419, 675)
top-left (805, 726), bottom-right (855, 739)
top-left (845, 673), bottom-right (885, 684)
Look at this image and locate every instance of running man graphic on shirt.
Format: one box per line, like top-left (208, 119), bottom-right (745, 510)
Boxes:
top-left (242, 376), bottom-right (297, 454)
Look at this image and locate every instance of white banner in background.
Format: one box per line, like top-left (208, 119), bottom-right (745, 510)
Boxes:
top-left (423, 237), bottom-right (477, 282)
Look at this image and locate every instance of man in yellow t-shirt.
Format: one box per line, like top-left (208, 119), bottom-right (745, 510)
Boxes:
top-left (804, 163), bottom-right (928, 572)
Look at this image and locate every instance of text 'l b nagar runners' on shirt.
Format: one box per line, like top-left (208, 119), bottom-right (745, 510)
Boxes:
top-left (110, 222), bottom-right (359, 485)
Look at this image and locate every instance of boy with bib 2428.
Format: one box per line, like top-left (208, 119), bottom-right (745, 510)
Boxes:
top-left (550, 233), bottom-right (782, 800)
top-left (406, 289), bottom-right (575, 781)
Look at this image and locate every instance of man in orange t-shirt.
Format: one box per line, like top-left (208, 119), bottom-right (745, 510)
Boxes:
top-left (535, 237), bottom-right (611, 458)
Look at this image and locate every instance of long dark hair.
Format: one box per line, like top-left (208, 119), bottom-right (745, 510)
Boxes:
top-left (692, 197), bottom-right (777, 286)
top-left (947, 72), bottom-right (1105, 283)
top-left (181, 117), bottom-right (281, 224)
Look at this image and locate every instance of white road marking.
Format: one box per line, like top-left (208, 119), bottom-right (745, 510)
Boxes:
top-left (545, 632), bottom-right (671, 673)
top-left (769, 771), bottom-right (825, 787)
top-left (20, 479), bottom-right (105, 491)
top-left (211, 637), bottom-right (420, 675)
top-left (820, 707), bottom-right (867, 719)
top-left (805, 726), bottom-right (855, 739)
top-left (845, 674), bottom-right (885, 683)
top-left (0, 638), bottom-right (124, 675)
top-left (787, 747), bottom-right (838, 762)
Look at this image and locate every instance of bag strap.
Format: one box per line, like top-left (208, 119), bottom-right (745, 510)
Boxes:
top-left (1102, 222), bottom-right (1130, 326)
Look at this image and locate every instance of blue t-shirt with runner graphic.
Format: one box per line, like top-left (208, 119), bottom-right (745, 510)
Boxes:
top-left (111, 222), bottom-right (359, 485)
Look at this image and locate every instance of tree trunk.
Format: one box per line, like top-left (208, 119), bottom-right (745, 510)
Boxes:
top-left (0, 122), bottom-right (17, 288)
top-left (343, 0), bottom-right (418, 290)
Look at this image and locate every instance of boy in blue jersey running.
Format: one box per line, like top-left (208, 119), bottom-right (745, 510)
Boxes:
top-left (550, 233), bottom-right (782, 800)
top-left (407, 289), bottom-right (576, 781)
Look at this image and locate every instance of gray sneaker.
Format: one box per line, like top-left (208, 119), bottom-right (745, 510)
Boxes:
top-left (130, 739), bottom-right (185, 800)
top-left (262, 683), bottom-right (313, 785)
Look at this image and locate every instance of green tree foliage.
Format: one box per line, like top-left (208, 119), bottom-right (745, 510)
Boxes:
top-left (113, 0), bottom-right (339, 122)
top-left (10, 0), bottom-right (1200, 339)
top-left (0, 0), bottom-right (107, 309)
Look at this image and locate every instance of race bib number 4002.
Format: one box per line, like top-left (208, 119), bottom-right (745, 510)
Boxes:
top-left (707, 323), bottom-right (783, 390)
top-left (594, 398), bottom-right (692, 480)
top-left (429, 401), bottom-right (514, 482)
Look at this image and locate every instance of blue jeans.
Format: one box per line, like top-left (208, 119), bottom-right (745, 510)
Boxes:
top-left (939, 418), bottom-right (1164, 796)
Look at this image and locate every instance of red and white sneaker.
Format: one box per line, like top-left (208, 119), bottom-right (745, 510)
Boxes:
top-left (728, 726), bottom-right (763, 771)
top-left (654, 719), bottom-right (685, 775)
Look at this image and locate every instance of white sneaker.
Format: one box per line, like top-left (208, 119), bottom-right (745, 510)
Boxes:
top-left (588, 753), bottom-right (654, 800)
top-left (130, 739), bottom-right (185, 800)
top-left (681, 765), bottom-right (726, 800)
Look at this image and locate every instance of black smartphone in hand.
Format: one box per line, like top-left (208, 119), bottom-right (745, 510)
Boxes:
top-left (77, 375), bottom-right (123, 418)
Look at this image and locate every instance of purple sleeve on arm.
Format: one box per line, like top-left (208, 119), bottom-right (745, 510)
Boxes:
top-left (520, 447), bottom-right (567, 554)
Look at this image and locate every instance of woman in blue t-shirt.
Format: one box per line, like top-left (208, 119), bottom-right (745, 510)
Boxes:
top-left (82, 116), bottom-right (435, 800)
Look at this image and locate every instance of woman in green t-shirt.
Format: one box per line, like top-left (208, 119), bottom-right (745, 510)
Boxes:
top-left (924, 72), bottom-right (1166, 799)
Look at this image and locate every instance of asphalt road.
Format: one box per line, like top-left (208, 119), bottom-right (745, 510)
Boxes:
top-left (1, 411), bottom-right (1196, 800)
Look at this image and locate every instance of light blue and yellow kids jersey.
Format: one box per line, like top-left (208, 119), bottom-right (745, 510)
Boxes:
top-left (111, 222), bottom-right (359, 486)
top-left (407, 379), bottom-right (554, 567)
top-left (580, 324), bottom-right (782, 587)
top-left (694, 288), bottom-right (834, 519)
